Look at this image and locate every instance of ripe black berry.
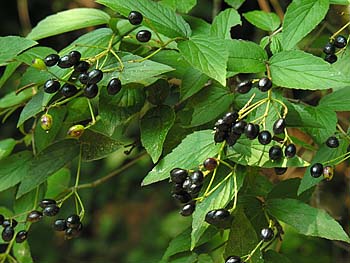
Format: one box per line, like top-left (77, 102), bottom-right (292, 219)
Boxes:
top-left (84, 84), bottom-right (99, 99)
top-left (274, 167), bottom-right (287, 175)
top-left (244, 123), bottom-right (259, 139)
top-left (323, 43), bottom-right (335, 54)
top-left (325, 54), bottom-right (337, 64)
top-left (236, 80), bottom-right (252, 94)
top-left (58, 55), bottom-right (74, 68)
top-left (26, 210), bottom-right (43, 223)
top-left (182, 178), bottom-right (191, 191)
top-left (214, 130), bottom-right (226, 143)
top-left (53, 219), bottom-right (67, 231)
top-left (226, 131), bottom-right (240, 146)
top-left (180, 202), bottom-right (196, 216)
top-left (172, 192), bottom-right (192, 203)
top-left (61, 84), bottom-right (78, 97)
top-left (273, 118), bottom-right (286, 134)
top-left (39, 199), bottom-right (56, 209)
top-left (44, 54), bottom-right (59, 67)
top-left (203, 158), bottom-right (217, 171)
top-left (43, 204), bottom-right (60, 217)
top-left (205, 209), bottom-right (232, 229)
top-left (2, 226), bottom-right (14, 242)
top-left (0, 214), bottom-right (4, 225)
top-left (310, 163), bottom-right (323, 178)
top-left (269, 145), bottom-right (283, 161)
top-left (15, 230), bottom-right (28, 243)
top-left (261, 227), bottom-right (274, 241)
top-left (136, 30), bottom-right (152, 42)
top-left (323, 166), bottom-right (334, 181)
top-left (107, 78), bottom-right (122, 95)
top-left (65, 223), bottom-right (83, 239)
top-left (334, 35), bottom-right (347, 48)
top-left (128, 11), bottom-right (143, 25)
top-left (172, 183), bottom-right (184, 194)
top-left (74, 61), bottom-right (90, 72)
top-left (3, 219), bottom-right (17, 228)
top-left (326, 136), bottom-right (339, 148)
top-left (68, 51), bottom-right (81, 65)
top-left (187, 183), bottom-right (202, 196)
top-left (222, 112), bottom-right (238, 125)
top-left (215, 119), bottom-right (230, 132)
top-left (284, 143), bottom-right (296, 158)
top-left (258, 77), bottom-right (272, 92)
top-left (78, 73), bottom-right (89, 84)
top-left (170, 168), bottom-right (188, 184)
top-left (258, 130), bottom-right (272, 145)
top-left (232, 120), bottom-right (247, 134)
top-left (44, 79), bottom-right (60, 94)
top-left (189, 170), bottom-right (204, 185)
top-left (225, 256), bottom-right (242, 263)
top-left (66, 214), bottom-right (81, 229)
top-left (87, 69), bottom-right (103, 84)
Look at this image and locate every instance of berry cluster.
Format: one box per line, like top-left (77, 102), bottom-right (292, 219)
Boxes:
top-left (235, 77), bottom-right (272, 94)
top-left (323, 35), bottom-right (347, 64)
top-left (310, 163), bottom-right (334, 181)
top-left (0, 215), bottom-right (25, 243)
top-left (127, 11), bottom-right (152, 43)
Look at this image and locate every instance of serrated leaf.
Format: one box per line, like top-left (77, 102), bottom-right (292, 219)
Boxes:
top-left (227, 39), bottom-right (267, 74)
top-left (17, 140), bottom-right (80, 198)
top-left (210, 8), bottom-right (241, 39)
top-left (270, 33), bottom-right (283, 54)
top-left (263, 250), bottom-right (292, 263)
top-left (282, 0), bottom-right (329, 50)
top-left (142, 130), bottom-right (220, 185)
top-left (178, 36), bottom-right (228, 86)
top-left (267, 198), bottom-right (350, 242)
top-left (180, 68), bottom-right (209, 101)
top-left (0, 36), bottom-right (37, 66)
top-left (141, 105), bottom-right (175, 163)
top-left (45, 168), bottom-right (71, 199)
top-left (319, 88), bottom-right (350, 111)
top-left (0, 151), bottom-right (32, 192)
top-left (285, 101), bottom-right (326, 128)
top-left (160, 0), bottom-right (197, 13)
top-left (27, 8), bottom-right (110, 40)
top-left (270, 50), bottom-right (350, 90)
top-left (224, 209), bottom-right (263, 263)
top-left (0, 138), bottom-right (16, 160)
top-left (183, 15), bottom-right (211, 36)
top-left (224, 0), bottom-right (245, 8)
top-left (243, 11), bottom-right (280, 32)
top-left (97, 0), bottom-right (191, 38)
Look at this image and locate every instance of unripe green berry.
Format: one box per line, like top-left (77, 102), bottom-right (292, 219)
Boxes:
top-left (67, 125), bottom-right (85, 138)
top-left (32, 58), bottom-right (47, 71)
top-left (40, 114), bottom-right (53, 131)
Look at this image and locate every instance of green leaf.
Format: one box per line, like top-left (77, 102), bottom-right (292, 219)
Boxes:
top-left (226, 138), bottom-right (309, 168)
top-left (27, 8), bottom-right (110, 40)
top-left (0, 62), bottom-right (21, 88)
top-left (0, 138), bottom-right (16, 160)
top-left (45, 168), bottom-right (71, 199)
top-left (97, 0), bottom-right (191, 38)
top-left (142, 130), bottom-right (220, 185)
top-left (178, 36), bottom-right (228, 86)
top-left (267, 198), bottom-right (350, 242)
top-left (141, 105), bottom-right (175, 163)
top-left (183, 15), bottom-right (211, 36)
top-left (0, 89), bottom-right (33, 110)
top-left (270, 33), bottom-right (283, 54)
top-left (0, 36), bottom-right (37, 66)
top-left (13, 242), bottom-right (34, 263)
top-left (282, 0), bottom-right (329, 50)
top-left (17, 90), bottom-right (47, 127)
top-left (197, 254), bottom-right (214, 263)
top-left (225, 0), bottom-right (245, 8)
top-left (269, 50), bottom-right (350, 90)
top-left (224, 209), bottom-right (263, 263)
top-left (319, 88), bottom-right (350, 111)
top-left (17, 140), bottom-right (80, 198)
top-left (227, 40), bottom-right (267, 74)
top-left (0, 151), bottom-right (32, 192)
top-left (210, 9), bottom-right (241, 39)
top-left (80, 130), bottom-right (123, 161)
top-left (264, 250), bottom-right (292, 263)
top-left (330, 0), bottom-right (350, 4)
top-left (180, 68), bottom-right (209, 101)
top-left (243, 11), bottom-right (280, 31)
top-left (160, 0), bottom-right (197, 13)
top-left (285, 101), bottom-right (326, 128)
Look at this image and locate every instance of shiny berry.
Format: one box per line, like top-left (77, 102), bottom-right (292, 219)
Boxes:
top-left (214, 130), bottom-right (226, 143)
top-left (205, 209), bottom-right (232, 229)
top-left (84, 83), bottom-right (99, 99)
top-left (172, 192), bottom-right (192, 203)
top-left (284, 143), bottom-right (296, 158)
top-left (60, 84), bottom-right (78, 97)
top-left (236, 80), bottom-right (252, 94)
top-left (67, 124), bottom-right (85, 138)
top-left (170, 168), bottom-right (188, 184)
top-left (26, 210), bottom-right (43, 223)
top-left (203, 158), bottom-right (217, 171)
top-left (32, 58), bottom-right (47, 70)
top-left (57, 55), bottom-right (74, 68)
top-left (40, 114), bottom-right (53, 131)
top-left (182, 178), bottom-right (191, 191)
top-left (244, 123), bottom-right (259, 139)
top-left (65, 223), bottom-right (82, 239)
top-left (225, 256), bottom-right (242, 263)
top-left (172, 183), bottom-right (184, 194)
top-left (274, 167), bottom-right (287, 175)
top-left (107, 78), bottom-right (122, 95)
top-left (128, 11), bottom-right (143, 25)
top-left (68, 51), bottom-right (81, 65)
top-left (87, 69), bottom-right (103, 84)
top-left (258, 77), bottom-right (272, 92)
top-left (44, 79), bottom-right (60, 94)
top-left (334, 35), bottom-right (347, 48)
top-left (232, 120), bottom-right (247, 134)
top-left (222, 112), bottom-right (238, 125)
top-left (53, 219), bottom-right (67, 231)
top-left (187, 183), bottom-right (202, 196)
top-left (325, 54), bottom-right (337, 64)
top-left (258, 130), bottom-right (272, 145)
top-left (136, 30), bottom-right (152, 42)
top-left (310, 163), bottom-right (323, 178)
top-left (323, 43), bottom-right (335, 54)
top-left (66, 214), bottom-right (81, 229)
top-left (189, 170), bottom-right (204, 185)
top-left (79, 73), bottom-right (89, 84)
top-left (180, 202), bottom-right (195, 216)
top-left (2, 219), bottom-right (17, 228)
top-left (326, 136), bottom-right (339, 148)
top-left (261, 227), bottom-right (274, 241)
top-left (2, 226), bottom-right (14, 242)
top-left (215, 119), bottom-right (230, 132)
top-left (39, 199), bottom-right (56, 209)
top-left (44, 54), bottom-right (59, 67)
top-left (269, 145), bottom-right (283, 161)
top-left (74, 61), bottom-right (90, 72)
top-left (43, 204), bottom-right (60, 217)
top-left (226, 131), bottom-right (240, 146)
top-left (15, 230), bottom-right (28, 243)
top-left (273, 118), bottom-right (286, 134)
top-left (0, 214), bottom-right (4, 225)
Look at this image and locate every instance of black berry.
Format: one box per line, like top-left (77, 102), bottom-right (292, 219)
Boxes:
top-left (214, 130), bottom-right (226, 143)
top-left (258, 77), bottom-right (272, 92)
top-left (43, 204), bottom-right (60, 217)
top-left (15, 230), bottom-right (28, 243)
top-left (310, 163), bottom-right (323, 178)
top-left (68, 50), bottom-right (81, 65)
top-left (222, 112), bottom-right (238, 125)
top-left (128, 11), bottom-right (143, 25)
top-left (326, 136), bottom-right (339, 148)
top-left (274, 167), bottom-right (287, 175)
top-left (323, 43), bottom-right (335, 54)
top-left (205, 209), bottom-right (232, 229)
top-left (269, 145), bottom-right (283, 161)
top-left (203, 158), bottom-right (217, 171)
top-left (261, 227), bottom-right (274, 241)
top-left (236, 80), bottom-right (252, 94)
top-left (136, 30), bottom-right (152, 42)
top-left (170, 168), bottom-right (188, 184)
top-left (87, 69), bottom-right (103, 84)
top-left (44, 54), bottom-right (59, 67)
top-left (244, 123), bottom-right (259, 139)
top-left (180, 202), bottom-right (196, 216)
top-left (187, 183), bottom-right (202, 197)
top-left (225, 256), bottom-right (242, 263)
top-left (3, 219), bottom-right (17, 228)
top-left (334, 35), bottom-right (347, 48)
top-left (58, 55), bottom-right (74, 68)
top-left (182, 178), bottom-right (191, 191)
top-left (79, 73), bottom-right (89, 84)
top-left (53, 219), bottom-right (67, 231)
top-left (44, 79), bottom-right (60, 94)
top-left (74, 61), bottom-right (90, 72)
top-left (325, 54), bottom-right (337, 64)
top-left (226, 131), bottom-right (240, 146)
top-left (39, 199), bottom-right (56, 209)
top-left (232, 120), bottom-right (247, 135)
top-left (65, 223), bottom-right (83, 239)
top-left (273, 118), bottom-right (286, 134)
top-left (66, 214), bottom-right (81, 229)
top-left (107, 78), bottom-right (122, 95)
top-left (284, 143), bottom-right (296, 158)
top-left (0, 214), bottom-right (4, 225)
top-left (172, 183), bottom-right (184, 194)
top-left (215, 119), bottom-right (230, 132)
top-left (172, 192), bottom-right (192, 203)
top-left (60, 84), bottom-right (78, 97)
top-left (189, 170), bottom-right (204, 185)
top-left (26, 210), bottom-right (43, 223)
top-left (258, 130), bottom-right (272, 145)
top-left (84, 84), bottom-right (99, 99)
top-left (2, 226), bottom-right (14, 242)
